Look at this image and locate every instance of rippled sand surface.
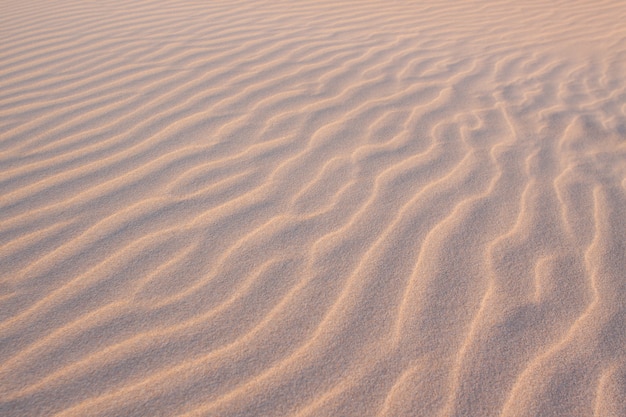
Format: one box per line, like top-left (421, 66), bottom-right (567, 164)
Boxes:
top-left (1, 1), bottom-right (626, 416)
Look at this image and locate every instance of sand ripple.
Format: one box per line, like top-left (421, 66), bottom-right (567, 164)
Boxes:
top-left (1, 1), bottom-right (625, 416)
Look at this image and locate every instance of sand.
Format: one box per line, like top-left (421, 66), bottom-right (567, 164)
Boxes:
top-left (1, 0), bottom-right (625, 416)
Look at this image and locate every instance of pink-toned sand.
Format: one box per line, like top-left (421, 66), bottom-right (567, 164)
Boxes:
top-left (1, 1), bottom-right (625, 416)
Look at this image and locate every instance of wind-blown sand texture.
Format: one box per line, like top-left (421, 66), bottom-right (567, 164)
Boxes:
top-left (1, 0), bottom-right (626, 416)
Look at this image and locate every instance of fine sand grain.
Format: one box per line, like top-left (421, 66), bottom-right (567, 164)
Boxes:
top-left (1, 1), bottom-right (625, 416)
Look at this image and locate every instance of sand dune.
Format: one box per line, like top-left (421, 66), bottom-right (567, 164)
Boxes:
top-left (1, 1), bottom-right (625, 416)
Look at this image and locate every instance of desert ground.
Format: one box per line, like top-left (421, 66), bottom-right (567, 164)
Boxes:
top-left (1, 1), bottom-right (625, 416)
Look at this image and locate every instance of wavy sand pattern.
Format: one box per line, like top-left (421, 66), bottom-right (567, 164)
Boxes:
top-left (1, 1), bottom-right (626, 416)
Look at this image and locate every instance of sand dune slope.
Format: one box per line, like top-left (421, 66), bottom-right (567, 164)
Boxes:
top-left (1, 1), bottom-right (625, 416)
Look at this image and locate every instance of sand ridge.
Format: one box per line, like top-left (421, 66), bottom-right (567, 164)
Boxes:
top-left (1, 1), bottom-right (625, 416)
